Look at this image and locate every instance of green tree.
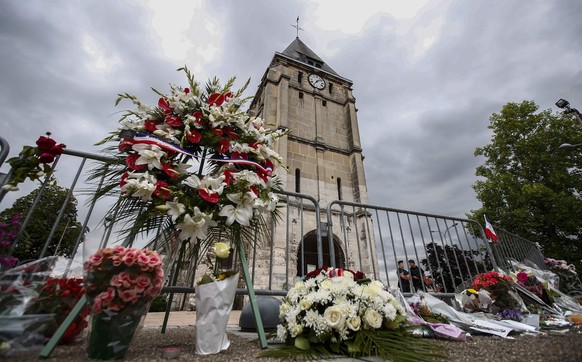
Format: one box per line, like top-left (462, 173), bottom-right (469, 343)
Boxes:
top-left (0, 184), bottom-right (84, 262)
top-left (468, 100), bottom-right (582, 273)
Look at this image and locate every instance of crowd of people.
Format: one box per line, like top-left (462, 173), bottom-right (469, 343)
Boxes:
top-left (397, 259), bottom-right (431, 292)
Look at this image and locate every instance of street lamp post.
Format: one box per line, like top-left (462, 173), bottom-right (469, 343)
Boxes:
top-left (431, 222), bottom-right (458, 241)
top-left (54, 222), bottom-right (78, 257)
top-left (556, 98), bottom-right (582, 127)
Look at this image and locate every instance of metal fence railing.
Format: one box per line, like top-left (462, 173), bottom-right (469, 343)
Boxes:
top-left (327, 200), bottom-right (496, 296)
top-left (0, 136), bottom-right (550, 301)
top-left (490, 226), bottom-right (547, 272)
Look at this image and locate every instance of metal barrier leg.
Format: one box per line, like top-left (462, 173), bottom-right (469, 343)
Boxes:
top-left (39, 295), bottom-right (87, 358)
top-left (237, 241), bottom-right (267, 348)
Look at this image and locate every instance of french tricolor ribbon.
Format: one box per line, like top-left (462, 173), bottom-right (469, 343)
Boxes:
top-left (120, 130), bottom-right (273, 175)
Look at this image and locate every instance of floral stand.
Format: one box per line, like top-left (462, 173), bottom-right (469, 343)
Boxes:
top-left (194, 272), bottom-right (239, 355)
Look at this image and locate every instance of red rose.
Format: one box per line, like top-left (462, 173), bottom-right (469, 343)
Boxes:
top-left (49, 143), bottom-right (65, 155)
top-left (38, 152), bottom-right (56, 164)
top-left (36, 135), bottom-right (57, 150)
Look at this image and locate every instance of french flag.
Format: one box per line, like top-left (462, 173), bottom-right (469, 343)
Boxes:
top-left (484, 215), bottom-right (499, 243)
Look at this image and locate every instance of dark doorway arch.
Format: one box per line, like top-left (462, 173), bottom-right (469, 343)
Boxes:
top-left (296, 231), bottom-right (346, 276)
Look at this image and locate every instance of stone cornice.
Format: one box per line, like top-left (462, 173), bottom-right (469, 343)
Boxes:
top-left (287, 134), bottom-right (362, 156)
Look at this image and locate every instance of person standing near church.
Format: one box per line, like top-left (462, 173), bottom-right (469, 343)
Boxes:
top-left (397, 260), bottom-right (411, 292)
top-left (408, 259), bottom-right (425, 292)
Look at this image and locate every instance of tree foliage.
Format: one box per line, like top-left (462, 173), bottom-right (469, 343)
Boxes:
top-left (468, 100), bottom-right (582, 273)
top-left (0, 184), bottom-right (84, 262)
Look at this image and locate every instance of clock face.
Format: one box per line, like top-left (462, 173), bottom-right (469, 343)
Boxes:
top-left (308, 74), bottom-right (326, 90)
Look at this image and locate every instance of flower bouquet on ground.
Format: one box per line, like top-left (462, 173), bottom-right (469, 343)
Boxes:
top-left (195, 241), bottom-right (239, 355)
top-left (460, 271), bottom-right (525, 315)
top-left (261, 267), bottom-right (443, 361)
top-left (0, 257), bottom-right (68, 356)
top-left (27, 277), bottom-right (89, 344)
top-left (544, 257), bottom-right (582, 296)
top-left (83, 246), bottom-right (164, 360)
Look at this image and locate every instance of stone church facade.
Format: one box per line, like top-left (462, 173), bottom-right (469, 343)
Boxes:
top-left (247, 37), bottom-right (378, 288)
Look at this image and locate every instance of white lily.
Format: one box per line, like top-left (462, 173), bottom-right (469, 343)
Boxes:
top-left (165, 198), bottom-right (186, 222)
top-left (132, 144), bottom-right (166, 170)
top-left (176, 207), bottom-right (217, 241)
top-left (219, 204), bottom-right (253, 226)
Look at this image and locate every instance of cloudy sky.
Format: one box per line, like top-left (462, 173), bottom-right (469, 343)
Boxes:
top-left (1, 0), bottom-right (581, 220)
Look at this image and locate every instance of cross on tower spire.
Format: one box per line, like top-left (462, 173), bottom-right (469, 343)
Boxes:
top-left (291, 16), bottom-right (303, 38)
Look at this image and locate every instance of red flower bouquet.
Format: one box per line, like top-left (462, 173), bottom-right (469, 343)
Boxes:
top-left (30, 277), bottom-right (89, 344)
top-left (471, 271), bottom-right (523, 313)
top-left (3, 133), bottom-right (65, 192)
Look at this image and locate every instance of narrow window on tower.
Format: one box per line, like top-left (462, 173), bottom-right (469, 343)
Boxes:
top-left (295, 168), bottom-right (301, 193)
top-left (322, 100), bottom-right (327, 107)
top-left (298, 71), bottom-right (303, 83)
top-left (337, 178), bottom-right (342, 200)
top-left (329, 83), bottom-right (333, 93)
top-left (299, 91), bottom-right (304, 99)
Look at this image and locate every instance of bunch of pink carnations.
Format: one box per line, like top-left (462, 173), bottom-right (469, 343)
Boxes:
top-left (83, 246), bottom-right (164, 314)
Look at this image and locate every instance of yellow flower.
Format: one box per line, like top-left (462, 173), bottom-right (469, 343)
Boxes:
top-left (214, 242), bottom-right (230, 259)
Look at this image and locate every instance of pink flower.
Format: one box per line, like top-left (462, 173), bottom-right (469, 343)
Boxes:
top-left (148, 254), bottom-right (162, 268)
top-left (137, 253), bottom-right (150, 267)
top-left (88, 254), bottom-right (104, 267)
top-left (122, 251), bottom-right (137, 267)
top-left (517, 272), bottom-right (529, 284)
top-left (135, 275), bottom-right (151, 292)
top-left (92, 298), bottom-right (103, 314)
top-left (119, 289), bottom-right (140, 304)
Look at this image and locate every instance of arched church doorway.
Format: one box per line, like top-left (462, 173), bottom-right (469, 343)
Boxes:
top-left (296, 231), bottom-right (346, 276)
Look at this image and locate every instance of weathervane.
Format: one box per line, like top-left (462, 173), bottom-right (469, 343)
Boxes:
top-left (291, 16), bottom-right (303, 38)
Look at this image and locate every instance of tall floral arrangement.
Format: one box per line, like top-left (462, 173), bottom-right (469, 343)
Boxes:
top-left (262, 268), bottom-right (442, 361)
top-left (91, 66), bottom-right (288, 253)
top-left (2, 133), bottom-right (65, 192)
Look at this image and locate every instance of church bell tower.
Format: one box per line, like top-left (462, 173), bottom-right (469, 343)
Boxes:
top-left (248, 36), bottom-right (377, 286)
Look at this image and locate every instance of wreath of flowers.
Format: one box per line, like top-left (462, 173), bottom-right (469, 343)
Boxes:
top-left (94, 66), bottom-right (288, 245)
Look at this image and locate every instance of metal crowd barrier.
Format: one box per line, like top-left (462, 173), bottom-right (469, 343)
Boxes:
top-left (327, 200), bottom-right (497, 296)
top-left (490, 226), bottom-right (547, 271)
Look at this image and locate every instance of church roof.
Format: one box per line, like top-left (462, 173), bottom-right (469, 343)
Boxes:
top-left (278, 37), bottom-right (339, 76)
